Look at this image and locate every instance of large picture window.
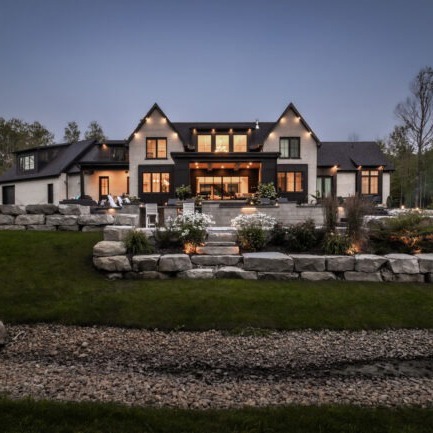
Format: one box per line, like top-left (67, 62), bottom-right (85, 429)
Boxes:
top-left (277, 171), bottom-right (303, 192)
top-left (142, 172), bottom-right (170, 193)
top-left (19, 154), bottom-right (35, 172)
top-left (146, 138), bottom-right (167, 159)
top-left (361, 170), bottom-right (379, 195)
top-left (215, 135), bottom-right (229, 153)
top-left (279, 137), bottom-right (300, 159)
top-left (197, 135), bottom-right (212, 152)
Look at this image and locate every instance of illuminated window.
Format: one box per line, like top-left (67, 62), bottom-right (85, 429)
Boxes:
top-left (146, 138), bottom-right (167, 159)
top-left (19, 154), bottom-right (35, 171)
top-left (215, 135), bottom-right (229, 152)
top-left (142, 172), bottom-right (170, 193)
top-left (233, 135), bottom-right (247, 152)
top-left (197, 135), bottom-right (212, 152)
top-left (99, 176), bottom-right (109, 196)
top-left (279, 137), bottom-right (300, 158)
top-left (277, 171), bottom-right (303, 192)
top-left (361, 170), bottom-right (379, 195)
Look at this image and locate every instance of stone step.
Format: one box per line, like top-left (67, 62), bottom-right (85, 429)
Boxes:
top-left (204, 241), bottom-right (236, 247)
top-left (207, 231), bottom-right (238, 243)
top-left (196, 245), bottom-right (240, 255)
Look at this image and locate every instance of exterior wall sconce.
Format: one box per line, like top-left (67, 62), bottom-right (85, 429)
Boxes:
top-left (255, 120), bottom-right (260, 130)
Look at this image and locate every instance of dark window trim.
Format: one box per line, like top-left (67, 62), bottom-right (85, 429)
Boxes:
top-left (279, 137), bottom-right (301, 159)
top-left (316, 175), bottom-right (334, 198)
top-left (47, 183), bottom-right (54, 204)
top-left (99, 176), bottom-right (109, 198)
top-left (360, 169), bottom-right (380, 195)
top-left (2, 185), bottom-right (15, 205)
top-left (277, 171), bottom-right (304, 193)
top-left (146, 137), bottom-right (168, 160)
top-left (18, 153), bottom-right (37, 173)
top-left (195, 133), bottom-right (249, 153)
top-left (142, 171), bottom-right (171, 193)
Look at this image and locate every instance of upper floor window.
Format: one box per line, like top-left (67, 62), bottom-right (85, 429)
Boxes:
top-left (361, 170), bottom-right (379, 195)
top-left (215, 135), bottom-right (229, 153)
top-left (146, 138), bottom-right (167, 159)
top-left (19, 154), bottom-right (35, 172)
top-left (197, 135), bottom-right (212, 152)
top-left (279, 137), bottom-right (300, 159)
top-left (233, 135), bottom-right (247, 152)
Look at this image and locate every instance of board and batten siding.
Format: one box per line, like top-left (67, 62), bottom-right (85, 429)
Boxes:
top-left (128, 109), bottom-right (184, 197)
top-left (262, 108), bottom-right (318, 200)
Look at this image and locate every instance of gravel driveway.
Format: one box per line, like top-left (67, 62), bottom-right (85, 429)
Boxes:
top-left (1, 325), bottom-right (432, 409)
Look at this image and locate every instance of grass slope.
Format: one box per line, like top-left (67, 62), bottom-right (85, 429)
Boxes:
top-left (1, 231), bottom-right (432, 330)
top-left (1, 398), bottom-right (433, 433)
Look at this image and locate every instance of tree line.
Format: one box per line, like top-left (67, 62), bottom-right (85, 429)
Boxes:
top-left (0, 120), bottom-right (106, 174)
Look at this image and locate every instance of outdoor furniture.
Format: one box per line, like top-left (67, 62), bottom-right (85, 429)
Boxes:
top-left (145, 203), bottom-right (159, 228)
top-left (182, 201), bottom-right (195, 215)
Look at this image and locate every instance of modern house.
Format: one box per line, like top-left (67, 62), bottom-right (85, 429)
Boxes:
top-left (0, 103), bottom-right (392, 206)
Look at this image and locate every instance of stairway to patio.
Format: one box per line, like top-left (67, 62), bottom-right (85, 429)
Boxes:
top-left (196, 227), bottom-right (239, 255)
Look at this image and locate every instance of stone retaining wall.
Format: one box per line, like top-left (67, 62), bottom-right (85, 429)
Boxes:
top-left (93, 238), bottom-right (433, 282)
top-left (0, 204), bottom-right (138, 232)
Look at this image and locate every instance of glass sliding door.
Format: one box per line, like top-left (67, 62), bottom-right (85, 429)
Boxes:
top-left (196, 176), bottom-right (249, 199)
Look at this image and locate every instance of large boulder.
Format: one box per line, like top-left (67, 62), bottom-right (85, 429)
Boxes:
top-left (46, 215), bottom-right (78, 226)
top-left (58, 225), bottom-right (80, 231)
top-left (344, 271), bottom-right (382, 282)
top-left (178, 268), bottom-right (214, 279)
top-left (0, 225), bottom-right (26, 231)
top-left (132, 255), bottom-right (161, 272)
top-left (15, 214), bottom-right (45, 225)
top-left (26, 204), bottom-right (58, 215)
top-left (301, 272), bottom-right (336, 281)
top-left (0, 205), bottom-right (26, 215)
top-left (326, 255), bottom-right (355, 272)
top-left (385, 253), bottom-right (419, 274)
top-left (416, 254), bottom-right (433, 273)
top-left (195, 245), bottom-right (240, 255)
top-left (78, 214), bottom-right (115, 226)
top-left (93, 256), bottom-right (131, 272)
top-left (158, 254), bottom-right (192, 272)
top-left (214, 266), bottom-right (257, 279)
top-left (258, 272), bottom-right (299, 280)
top-left (191, 255), bottom-right (241, 266)
top-left (355, 254), bottom-right (388, 272)
top-left (243, 252), bottom-right (294, 272)
top-left (0, 215), bottom-right (14, 225)
top-left (104, 226), bottom-right (135, 241)
top-left (58, 204), bottom-right (90, 215)
top-left (114, 214), bottom-right (139, 226)
top-left (27, 225), bottom-right (56, 231)
top-left (93, 241), bottom-right (127, 257)
top-left (291, 255), bottom-right (326, 272)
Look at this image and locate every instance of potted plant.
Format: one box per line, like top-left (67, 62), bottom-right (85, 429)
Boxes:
top-left (175, 184), bottom-right (192, 201)
top-left (257, 182), bottom-right (277, 204)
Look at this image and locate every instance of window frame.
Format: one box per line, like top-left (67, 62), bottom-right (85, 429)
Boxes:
top-left (142, 172), bottom-right (171, 193)
top-left (18, 154), bottom-right (36, 172)
top-left (197, 134), bottom-right (212, 152)
top-left (279, 137), bottom-right (301, 159)
top-left (361, 169), bottom-right (379, 195)
top-left (233, 134), bottom-right (247, 152)
top-left (277, 171), bottom-right (304, 193)
top-left (146, 137), bottom-right (167, 160)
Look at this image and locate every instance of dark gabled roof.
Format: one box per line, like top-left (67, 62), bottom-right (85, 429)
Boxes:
top-left (0, 139), bottom-right (96, 183)
top-left (318, 141), bottom-right (394, 171)
top-left (77, 140), bottom-right (127, 165)
top-left (261, 103), bottom-right (320, 147)
top-left (127, 103), bottom-right (188, 148)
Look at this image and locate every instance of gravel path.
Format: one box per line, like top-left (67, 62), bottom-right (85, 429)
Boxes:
top-left (0, 325), bottom-right (432, 409)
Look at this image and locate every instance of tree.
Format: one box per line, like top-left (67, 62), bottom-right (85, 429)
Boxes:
top-left (64, 121), bottom-right (81, 143)
top-left (84, 121), bottom-right (106, 142)
top-left (0, 118), bottom-right (54, 174)
top-left (395, 66), bottom-right (433, 207)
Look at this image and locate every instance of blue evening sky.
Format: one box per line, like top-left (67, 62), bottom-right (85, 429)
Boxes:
top-left (0, 0), bottom-right (432, 143)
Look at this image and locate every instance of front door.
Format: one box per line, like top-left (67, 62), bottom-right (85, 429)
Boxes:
top-left (99, 176), bottom-right (109, 200)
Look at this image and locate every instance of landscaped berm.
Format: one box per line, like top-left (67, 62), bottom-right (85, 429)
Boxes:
top-left (1, 229), bottom-right (433, 433)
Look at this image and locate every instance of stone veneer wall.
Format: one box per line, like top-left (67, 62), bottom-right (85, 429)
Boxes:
top-left (93, 227), bottom-right (433, 282)
top-left (0, 204), bottom-right (138, 232)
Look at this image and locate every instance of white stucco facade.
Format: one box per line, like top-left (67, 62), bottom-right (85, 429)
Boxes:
top-left (128, 109), bottom-right (183, 197)
top-left (336, 172), bottom-right (357, 197)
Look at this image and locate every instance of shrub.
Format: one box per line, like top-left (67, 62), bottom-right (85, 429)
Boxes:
top-left (231, 212), bottom-right (277, 251)
top-left (285, 219), bottom-right (318, 252)
top-left (170, 212), bottom-right (215, 251)
top-left (369, 211), bottom-right (433, 254)
top-left (271, 223), bottom-right (287, 246)
top-left (257, 182), bottom-right (277, 200)
top-left (154, 221), bottom-right (181, 250)
top-left (322, 195), bottom-right (338, 233)
top-left (123, 230), bottom-right (154, 255)
top-left (344, 195), bottom-right (372, 242)
top-left (322, 232), bottom-right (351, 255)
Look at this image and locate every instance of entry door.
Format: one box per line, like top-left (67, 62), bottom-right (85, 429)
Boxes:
top-left (316, 176), bottom-right (333, 199)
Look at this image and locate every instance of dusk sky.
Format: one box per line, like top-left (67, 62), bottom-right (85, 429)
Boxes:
top-left (1, 0), bottom-right (432, 143)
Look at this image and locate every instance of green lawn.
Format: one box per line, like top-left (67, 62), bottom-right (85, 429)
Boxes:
top-left (1, 398), bottom-right (433, 433)
top-left (1, 231), bottom-right (432, 330)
